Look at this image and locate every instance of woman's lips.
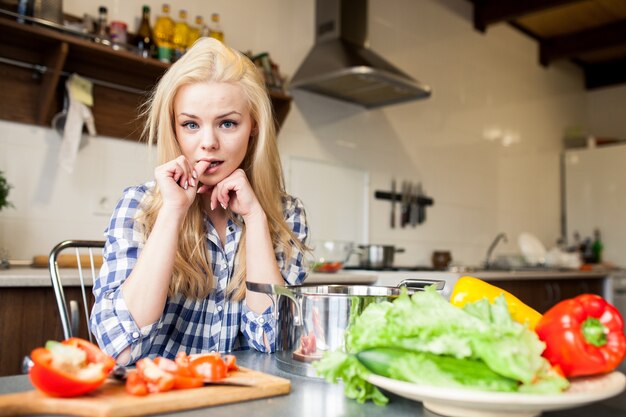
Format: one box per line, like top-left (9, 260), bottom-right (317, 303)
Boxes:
top-left (206, 161), bottom-right (223, 174)
top-left (195, 160), bottom-right (223, 176)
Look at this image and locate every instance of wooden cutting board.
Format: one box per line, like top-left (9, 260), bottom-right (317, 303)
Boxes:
top-left (32, 254), bottom-right (103, 269)
top-left (0, 367), bottom-right (290, 417)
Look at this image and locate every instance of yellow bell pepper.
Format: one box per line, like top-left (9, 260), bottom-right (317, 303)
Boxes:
top-left (450, 276), bottom-right (542, 330)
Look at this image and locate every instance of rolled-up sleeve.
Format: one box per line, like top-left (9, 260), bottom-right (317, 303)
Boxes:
top-left (277, 195), bottom-right (309, 285)
top-left (90, 184), bottom-right (158, 361)
top-left (240, 304), bottom-right (276, 352)
top-left (239, 194), bottom-right (309, 352)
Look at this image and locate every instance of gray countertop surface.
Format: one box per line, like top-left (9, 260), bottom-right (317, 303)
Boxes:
top-left (0, 351), bottom-right (624, 416)
top-left (0, 267), bottom-right (612, 288)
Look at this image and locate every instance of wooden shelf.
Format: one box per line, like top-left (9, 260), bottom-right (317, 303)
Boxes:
top-left (0, 17), bottom-right (292, 141)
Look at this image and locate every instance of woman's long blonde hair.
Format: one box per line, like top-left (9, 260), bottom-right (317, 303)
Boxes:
top-left (139, 38), bottom-right (300, 301)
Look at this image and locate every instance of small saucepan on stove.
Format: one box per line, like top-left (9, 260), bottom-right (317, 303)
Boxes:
top-left (357, 244), bottom-right (405, 269)
top-left (247, 279), bottom-right (445, 377)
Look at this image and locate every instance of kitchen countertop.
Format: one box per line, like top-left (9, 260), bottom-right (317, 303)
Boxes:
top-left (0, 351), bottom-right (624, 417)
top-left (0, 267), bottom-right (378, 287)
top-left (0, 267), bottom-right (612, 288)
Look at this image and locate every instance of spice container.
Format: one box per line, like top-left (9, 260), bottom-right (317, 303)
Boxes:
top-left (109, 21), bottom-right (127, 44)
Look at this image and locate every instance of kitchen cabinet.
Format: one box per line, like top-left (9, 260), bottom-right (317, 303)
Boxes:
top-left (0, 17), bottom-right (292, 141)
top-left (488, 278), bottom-right (604, 313)
top-left (0, 286), bottom-right (93, 377)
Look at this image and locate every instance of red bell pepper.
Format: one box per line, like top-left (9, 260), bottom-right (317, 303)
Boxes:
top-left (29, 337), bottom-right (116, 397)
top-left (535, 294), bottom-right (626, 377)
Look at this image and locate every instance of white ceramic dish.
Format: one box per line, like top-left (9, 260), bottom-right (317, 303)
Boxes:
top-left (518, 232), bottom-right (547, 265)
top-left (367, 371), bottom-right (626, 417)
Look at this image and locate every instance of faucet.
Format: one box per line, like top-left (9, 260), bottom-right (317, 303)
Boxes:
top-left (484, 233), bottom-right (508, 269)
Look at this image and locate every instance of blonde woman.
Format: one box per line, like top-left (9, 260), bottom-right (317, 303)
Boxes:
top-left (91, 38), bottom-right (309, 365)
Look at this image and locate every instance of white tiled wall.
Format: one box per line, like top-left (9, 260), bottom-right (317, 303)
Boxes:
top-left (0, 123), bottom-right (151, 258)
top-left (1, 0), bottom-right (625, 266)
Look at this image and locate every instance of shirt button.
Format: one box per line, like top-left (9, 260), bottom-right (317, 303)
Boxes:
top-left (258, 317), bottom-right (265, 324)
top-left (228, 227), bottom-right (234, 232)
top-left (217, 305), bottom-right (223, 312)
top-left (132, 331), bottom-right (140, 339)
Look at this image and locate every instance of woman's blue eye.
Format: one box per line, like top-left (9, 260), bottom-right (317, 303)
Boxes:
top-left (182, 121), bottom-right (199, 130)
top-left (220, 120), bottom-right (237, 129)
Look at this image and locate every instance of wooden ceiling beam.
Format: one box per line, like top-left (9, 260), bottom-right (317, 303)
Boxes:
top-left (471, 0), bottom-right (587, 32)
top-left (540, 20), bottom-right (626, 66)
top-left (584, 57), bottom-right (626, 89)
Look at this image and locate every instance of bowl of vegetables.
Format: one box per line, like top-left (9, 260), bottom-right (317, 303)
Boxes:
top-left (310, 240), bottom-right (355, 273)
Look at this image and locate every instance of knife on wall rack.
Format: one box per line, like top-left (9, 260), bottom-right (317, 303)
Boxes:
top-left (373, 187), bottom-right (435, 228)
top-left (390, 178), bottom-right (396, 228)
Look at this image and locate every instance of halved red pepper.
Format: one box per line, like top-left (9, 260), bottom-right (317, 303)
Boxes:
top-left (29, 337), bottom-right (115, 397)
top-left (535, 294), bottom-right (626, 377)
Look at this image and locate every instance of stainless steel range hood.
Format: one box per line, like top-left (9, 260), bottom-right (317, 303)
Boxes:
top-left (290, 0), bottom-right (431, 108)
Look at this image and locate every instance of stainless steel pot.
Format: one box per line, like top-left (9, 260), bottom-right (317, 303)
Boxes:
top-left (358, 244), bottom-right (405, 269)
top-left (246, 280), bottom-right (445, 377)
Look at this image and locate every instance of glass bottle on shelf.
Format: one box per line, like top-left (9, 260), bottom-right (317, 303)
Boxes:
top-left (96, 6), bottom-right (109, 40)
top-left (592, 228), bottom-right (604, 264)
top-left (172, 9), bottom-right (190, 61)
top-left (153, 3), bottom-right (175, 63)
top-left (187, 15), bottom-right (204, 48)
top-left (136, 5), bottom-right (155, 59)
top-left (208, 13), bottom-right (224, 43)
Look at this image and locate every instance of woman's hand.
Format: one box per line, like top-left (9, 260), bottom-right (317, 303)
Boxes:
top-left (203, 169), bottom-right (263, 219)
top-left (154, 156), bottom-right (208, 212)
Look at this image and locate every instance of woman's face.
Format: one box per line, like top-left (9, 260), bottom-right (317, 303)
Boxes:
top-left (174, 81), bottom-right (254, 188)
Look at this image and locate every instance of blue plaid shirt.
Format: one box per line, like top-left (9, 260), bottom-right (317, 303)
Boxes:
top-left (90, 182), bottom-right (308, 364)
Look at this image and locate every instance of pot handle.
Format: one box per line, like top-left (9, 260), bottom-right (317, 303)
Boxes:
top-left (246, 282), bottom-right (303, 326)
top-left (398, 279), bottom-right (445, 291)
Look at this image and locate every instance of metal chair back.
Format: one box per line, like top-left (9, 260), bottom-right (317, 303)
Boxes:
top-left (49, 240), bottom-right (105, 342)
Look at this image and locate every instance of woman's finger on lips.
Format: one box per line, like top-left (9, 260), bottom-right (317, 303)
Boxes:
top-left (194, 160), bottom-right (211, 194)
top-left (182, 159), bottom-right (196, 188)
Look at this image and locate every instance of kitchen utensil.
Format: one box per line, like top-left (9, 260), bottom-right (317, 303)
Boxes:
top-left (417, 182), bottom-right (425, 224)
top-left (310, 240), bottom-right (355, 272)
top-left (0, 367), bottom-right (290, 417)
top-left (109, 364), bottom-right (255, 387)
top-left (357, 244), bottom-right (405, 269)
top-left (390, 178), bottom-right (396, 228)
top-left (411, 182), bottom-right (420, 226)
top-left (518, 232), bottom-right (547, 265)
top-left (401, 181), bottom-right (410, 227)
top-left (247, 280), bottom-right (445, 377)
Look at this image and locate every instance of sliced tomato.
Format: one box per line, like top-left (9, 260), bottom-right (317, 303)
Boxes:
top-left (153, 357), bottom-right (179, 374)
top-left (190, 354), bottom-right (227, 381)
top-left (125, 371), bottom-right (149, 396)
top-left (29, 338), bottom-right (115, 398)
top-left (136, 358), bottom-right (175, 393)
top-left (223, 354), bottom-right (238, 371)
top-left (173, 373), bottom-right (204, 390)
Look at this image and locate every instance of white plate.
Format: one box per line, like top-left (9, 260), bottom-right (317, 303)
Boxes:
top-left (518, 232), bottom-right (547, 265)
top-left (367, 372), bottom-right (626, 417)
